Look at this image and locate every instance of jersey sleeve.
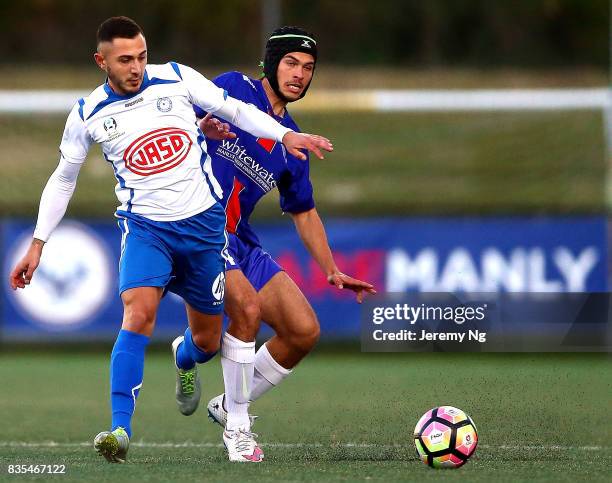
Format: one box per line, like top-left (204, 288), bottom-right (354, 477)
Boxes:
top-left (278, 153), bottom-right (316, 214)
top-left (181, 64), bottom-right (290, 142)
top-left (193, 71), bottom-right (239, 119)
top-left (32, 157), bottom-right (82, 242)
top-left (59, 102), bottom-right (93, 163)
top-left (178, 63), bottom-right (228, 113)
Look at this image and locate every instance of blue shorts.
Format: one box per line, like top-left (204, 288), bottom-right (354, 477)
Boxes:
top-left (225, 233), bottom-right (283, 291)
top-left (116, 203), bottom-right (228, 314)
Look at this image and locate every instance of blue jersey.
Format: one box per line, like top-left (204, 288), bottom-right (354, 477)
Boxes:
top-left (195, 72), bottom-right (315, 248)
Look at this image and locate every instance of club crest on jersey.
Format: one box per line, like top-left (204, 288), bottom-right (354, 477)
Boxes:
top-left (157, 97), bottom-right (173, 112)
top-left (104, 117), bottom-right (117, 132)
top-left (123, 127), bottom-right (192, 176)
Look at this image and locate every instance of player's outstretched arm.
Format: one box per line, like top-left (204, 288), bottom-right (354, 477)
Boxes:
top-left (291, 208), bottom-right (377, 303)
top-left (180, 64), bottom-right (332, 159)
top-left (198, 113), bottom-right (331, 160)
top-left (213, 96), bottom-right (333, 160)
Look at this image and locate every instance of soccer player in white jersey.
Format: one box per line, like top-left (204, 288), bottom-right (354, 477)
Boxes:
top-left (8, 16), bottom-right (332, 464)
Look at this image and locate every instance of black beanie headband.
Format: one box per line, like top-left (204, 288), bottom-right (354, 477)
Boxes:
top-left (263, 27), bottom-right (317, 102)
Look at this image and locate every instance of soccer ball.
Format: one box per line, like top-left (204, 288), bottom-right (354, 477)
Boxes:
top-left (413, 406), bottom-right (478, 468)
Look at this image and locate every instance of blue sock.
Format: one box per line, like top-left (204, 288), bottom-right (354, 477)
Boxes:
top-left (175, 327), bottom-right (217, 370)
top-left (110, 329), bottom-right (149, 438)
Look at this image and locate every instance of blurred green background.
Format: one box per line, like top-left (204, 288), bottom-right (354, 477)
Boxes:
top-left (0, 0), bottom-right (609, 219)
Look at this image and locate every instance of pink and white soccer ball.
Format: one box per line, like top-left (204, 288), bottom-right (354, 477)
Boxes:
top-left (414, 406), bottom-right (478, 468)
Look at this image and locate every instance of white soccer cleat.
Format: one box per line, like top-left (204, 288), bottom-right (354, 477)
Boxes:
top-left (223, 428), bottom-right (264, 463)
top-left (207, 393), bottom-right (227, 426)
top-left (207, 393), bottom-right (257, 428)
top-left (172, 335), bottom-right (201, 415)
top-left (93, 427), bottom-right (129, 463)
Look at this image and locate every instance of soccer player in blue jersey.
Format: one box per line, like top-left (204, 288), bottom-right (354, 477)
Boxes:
top-left (174, 26), bottom-right (376, 462)
top-left (8, 17), bottom-right (332, 464)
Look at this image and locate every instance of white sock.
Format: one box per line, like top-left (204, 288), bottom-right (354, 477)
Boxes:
top-left (221, 332), bottom-right (255, 431)
top-left (249, 342), bottom-right (292, 402)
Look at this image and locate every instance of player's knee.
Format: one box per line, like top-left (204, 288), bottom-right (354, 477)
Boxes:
top-left (240, 299), bottom-right (261, 335)
top-left (304, 321), bottom-right (321, 351)
top-left (229, 297), bottom-right (261, 340)
top-left (287, 318), bottom-right (320, 354)
top-left (191, 330), bottom-right (221, 354)
top-left (122, 306), bottom-right (156, 333)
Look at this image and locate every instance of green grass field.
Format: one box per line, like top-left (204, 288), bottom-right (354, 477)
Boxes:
top-left (0, 350), bottom-right (610, 482)
top-left (0, 110), bottom-right (606, 218)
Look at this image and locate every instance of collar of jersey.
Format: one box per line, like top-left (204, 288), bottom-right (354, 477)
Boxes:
top-left (103, 68), bottom-right (181, 102)
top-left (103, 70), bottom-right (154, 102)
top-left (87, 69), bottom-right (179, 120)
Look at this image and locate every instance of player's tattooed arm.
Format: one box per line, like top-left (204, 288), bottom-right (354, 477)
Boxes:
top-left (291, 208), bottom-right (376, 303)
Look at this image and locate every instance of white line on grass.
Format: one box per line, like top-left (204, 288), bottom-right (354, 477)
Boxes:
top-left (0, 441), bottom-right (607, 451)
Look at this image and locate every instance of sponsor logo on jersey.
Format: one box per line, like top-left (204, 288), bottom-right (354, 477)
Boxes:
top-left (216, 137), bottom-right (277, 192)
top-left (157, 97), bottom-right (173, 112)
top-left (125, 97), bottom-right (143, 108)
top-left (124, 127), bottom-right (192, 176)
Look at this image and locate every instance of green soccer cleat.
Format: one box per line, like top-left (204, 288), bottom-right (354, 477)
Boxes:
top-left (172, 335), bottom-right (201, 415)
top-left (93, 427), bottom-right (129, 463)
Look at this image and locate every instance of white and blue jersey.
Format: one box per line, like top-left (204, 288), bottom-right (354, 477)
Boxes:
top-left (61, 62), bottom-right (226, 221)
top-left (58, 62), bottom-right (236, 313)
